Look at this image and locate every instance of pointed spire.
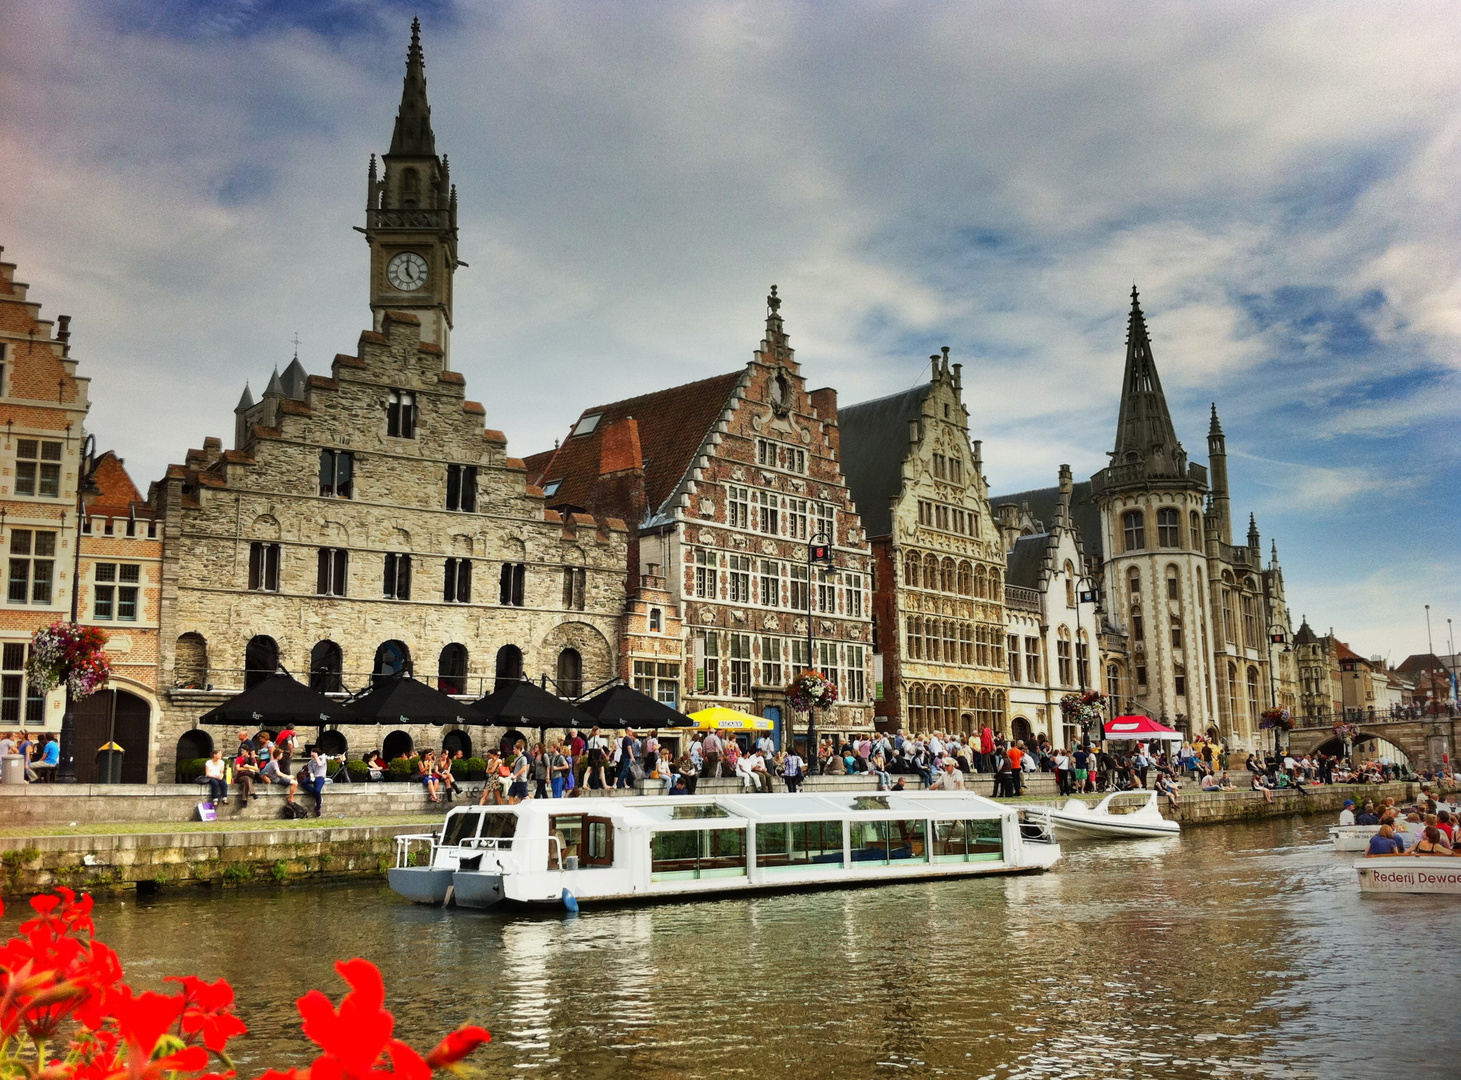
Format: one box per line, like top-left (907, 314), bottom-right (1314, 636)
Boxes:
top-left (264, 367), bottom-right (284, 397)
top-left (1112, 286), bottom-right (1184, 476)
top-left (281, 358), bottom-right (308, 400)
top-left (1209, 402), bottom-right (1223, 437)
top-left (388, 17), bottom-right (436, 158)
top-left (1247, 512), bottom-right (1260, 549)
top-left (1271, 539), bottom-right (1279, 565)
top-left (235, 383), bottom-right (255, 412)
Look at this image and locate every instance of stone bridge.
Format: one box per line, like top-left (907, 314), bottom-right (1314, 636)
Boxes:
top-left (1290, 713), bottom-right (1459, 769)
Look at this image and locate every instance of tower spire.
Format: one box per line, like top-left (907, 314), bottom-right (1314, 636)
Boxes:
top-left (389, 17), bottom-right (436, 158)
top-left (1111, 286), bottom-right (1184, 477)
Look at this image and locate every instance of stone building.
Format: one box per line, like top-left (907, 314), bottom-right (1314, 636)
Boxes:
top-left (74, 451), bottom-right (162, 782)
top-left (992, 467), bottom-right (1105, 748)
top-left (0, 246), bottom-right (90, 738)
top-left (525, 289), bottom-right (875, 743)
top-left (837, 352), bottom-right (1010, 736)
top-left (994, 289), bottom-right (1287, 752)
top-left (146, 22), bottom-right (627, 779)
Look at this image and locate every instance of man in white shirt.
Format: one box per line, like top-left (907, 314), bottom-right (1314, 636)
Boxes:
top-left (932, 760), bottom-right (965, 790)
top-left (756, 734), bottom-right (775, 759)
top-left (1338, 799), bottom-right (1356, 827)
top-left (735, 751), bottom-right (759, 792)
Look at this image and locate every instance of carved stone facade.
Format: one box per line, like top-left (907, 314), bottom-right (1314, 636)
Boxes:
top-left (839, 354), bottom-right (1009, 735)
top-left (144, 24), bottom-right (626, 779)
top-left (527, 291), bottom-right (875, 741)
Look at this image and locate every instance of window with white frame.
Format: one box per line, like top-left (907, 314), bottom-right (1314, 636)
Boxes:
top-left (694, 548), bottom-right (718, 599)
top-left (814, 502), bottom-right (835, 541)
top-left (93, 563), bottom-right (140, 620)
top-left (785, 498), bottom-right (807, 540)
top-left (15, 440), bottom-right (62, 498)
top-left (842, 572), bottom-right (863, 618)
top-left (0, 642), bottom-right (44, 725)
top-left (727, 485), bottom-right (749, 528)
top-left (729, 633), bottom-right (752, 697)
top-left (760, 636), bottom-right (782, 687)
top-left (633, 660), bottom-right (680, 706)
top-left (817, 575), bottom-right (837, 614)
top-left (759, 560), bottom-right (780, 607)
top-left (844, 645), bottom-right (866, 702)
top-left (728, 555), bottom-right (751, 603)
top-left (789, 564), bottom-right (809, 611)
top-left (755, 490), bottom-right (778, 535)
top-left (6, 531), bottom-right (54, 606)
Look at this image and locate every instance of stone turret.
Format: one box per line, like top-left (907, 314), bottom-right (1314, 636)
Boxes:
top-left (1209, 403), bottom-right (1232, 544)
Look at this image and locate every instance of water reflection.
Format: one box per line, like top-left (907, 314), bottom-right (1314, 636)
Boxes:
top-left (4, 815), bottom-right (1458, 1078)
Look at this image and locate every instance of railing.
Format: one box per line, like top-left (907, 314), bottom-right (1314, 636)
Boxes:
top-left (1291, 706), bottom-right (1457, 728)
top-left (1004, 585), bottom-right (1041, 613)
top-left (393, 833), bottom-right (439, 869)
top-left (367, 207), bottom-right (452, 230)
top-left (1219, 543), bottom-right (1257, 568)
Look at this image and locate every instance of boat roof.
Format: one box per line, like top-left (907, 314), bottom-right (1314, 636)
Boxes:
top-left (452, 791), bottom-right (1011, 827)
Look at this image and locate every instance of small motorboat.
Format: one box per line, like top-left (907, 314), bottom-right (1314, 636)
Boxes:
top-left (1330, 825), bottom-right (1422, 853)
top-left (1023, 790), bottom-right (1179, 841)
top-left (1355, 857), bottom-right (1461, 895)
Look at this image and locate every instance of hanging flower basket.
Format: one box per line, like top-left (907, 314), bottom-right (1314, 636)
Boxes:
top-left (1259, 707), bottom-right (1293, 731)
top-left (26, 622), bottom-right (111, 701)
top-left (786, 669), bottom-right (838, 712)
top-left (1332, 721), bottom-right (1358, 738)
top-left (1059, 690), bottom-right (1107, 729)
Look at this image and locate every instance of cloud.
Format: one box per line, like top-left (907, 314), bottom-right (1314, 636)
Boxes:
top-left (1, 0), bottom-right (1459, 653)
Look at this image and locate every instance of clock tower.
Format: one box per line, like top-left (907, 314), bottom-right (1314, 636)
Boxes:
top-left (364, 19), bottom-right (459, 362)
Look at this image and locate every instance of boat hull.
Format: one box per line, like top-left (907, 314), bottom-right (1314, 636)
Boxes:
top-left (451, 870), bottom-right (506, 909)
top-left (1356, 859), bottom-right (1461, 894)
top-left (1045, 816), bottom-right (1179, 840)
top-left (388, 867), bottom-right (454, 905)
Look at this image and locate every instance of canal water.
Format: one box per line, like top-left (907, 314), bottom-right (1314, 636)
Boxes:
top-left (9, 814), bottom-right (1459, 1079)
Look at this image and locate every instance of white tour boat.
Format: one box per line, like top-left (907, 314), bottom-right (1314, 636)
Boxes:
top-left (388, 790), bottom-right (1060, 910)
top-left (1022, 790), bottom-right (1180, 841)
top-left (1355, 857), bottom-right (1461, 895)
top-left (1330, 824), bottom-right (1422, 853)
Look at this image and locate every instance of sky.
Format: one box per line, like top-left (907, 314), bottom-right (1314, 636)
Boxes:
top-left (1, 0), bottom-right (1457, 662)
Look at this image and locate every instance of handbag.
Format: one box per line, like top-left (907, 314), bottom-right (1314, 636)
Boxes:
top-left (629, 761), bottom-right (646, 782)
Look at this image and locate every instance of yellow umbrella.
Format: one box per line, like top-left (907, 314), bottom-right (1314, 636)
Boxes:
top-left (686, 707), bottom-right (775, 732)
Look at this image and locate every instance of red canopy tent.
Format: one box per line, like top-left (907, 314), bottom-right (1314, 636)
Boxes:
top-left (1102, 715), bottom-right (1183, 741)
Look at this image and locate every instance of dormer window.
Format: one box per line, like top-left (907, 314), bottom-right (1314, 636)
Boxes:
top-left (542, 480), bottom-right (562, 497)
top-left (387, 389), bottom-right (416, 438)
top-left (573, 414), bottom-right (602, 437)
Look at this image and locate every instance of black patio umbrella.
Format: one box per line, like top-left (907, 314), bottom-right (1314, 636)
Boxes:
top-left (343, 674), bottom-right (486, 727)
top-left (470, 679), bottom-right (596, 737)
top-left (198, 673), bottom-right (350, 726)
top-left (577, 683), bottom-right (690, 729)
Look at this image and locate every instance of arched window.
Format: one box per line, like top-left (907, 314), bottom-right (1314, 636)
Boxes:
top-left (926, 619), bottom-right (940, 662)
top-left (1123, 509), bottom-right (1145, 551)
top-left (940, 558), bottom-right (956, 593)
top-left (1127, 567), bottom-right (1141, 599)
top-left (904, 551), bottom-right (921, 589)
top-left (1247, 666), bottom-right (1261, 725)
top-left (556, 648), bottom-right (583, 697)
top-left (442, 730), bottom-right (472, 759)
top-left (959, 623), bottom-right (972, 665)
top-left (909, 684), bottom-right (925, 728)
top-left (382, 730), bottom-right (413, 760)
top-left (988, 568), bottom-right (1000, 595)
top-left (373, 640), bottom-right (410, 684)
top-left (1174, 665), bottom-right (1187, 698)
top-left (438, 643), bottom-right (468, 695)
top-left (1130, 605), bottom-right (1144, 643)
top-left (1226, 662), bottom-right (1239, 724)
top-left (317, 730), bottom-right (348, 756)
top-left (1170, 615), bottom-right (1183, 650)
top-left (974, 565), bottom-right (988, 599)
top-left (494, 644), bottom-right (523, 688)
top-left (309, 640), bottom-right (343, 693)
top-left (1106, 663), bottom-right (1122, 707)
top-left (924, 553), bottom-right (940, 592)
top-left (244, 635), bottom-right (278, 689)
top-left (906, 616), bottom-right (922, 660)
top-left (1190, 509), bottom-right (1203, 550)
top-left (957, 561), bottom-right (973, 596)
top-left (1065, 560), bottom-right (1076, 608)
top-left (993, 691), bottom-right (1006, 730)
top-left (176, 633), bottom-right (209, 689)
top-left (978, 688), bottom-right (993, 733)
top-left (1166, 565), bottom-right (1180, 601)
top-left (1157, 507), bottom-right (1180, 547)
top-left (175, 730), bottom-right (213, 775)
top-left (401, 167), bottom-right (420, 206)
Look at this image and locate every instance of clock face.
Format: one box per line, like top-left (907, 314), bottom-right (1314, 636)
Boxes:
top-left (387, 251), bottom-right (429, 292)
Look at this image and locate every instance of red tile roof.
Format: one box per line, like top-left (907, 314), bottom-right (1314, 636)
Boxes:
top-left (87, 451), bottom-right (144, 515)
top-left (525, 370), bottom-right (744, 515)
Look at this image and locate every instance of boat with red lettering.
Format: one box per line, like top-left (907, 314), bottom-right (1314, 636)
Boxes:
top-left (1355, 858), bottom-right (1461, 894)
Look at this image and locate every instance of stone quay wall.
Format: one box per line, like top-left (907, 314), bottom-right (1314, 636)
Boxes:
top-left (0, 823), bottom-right (425, 899)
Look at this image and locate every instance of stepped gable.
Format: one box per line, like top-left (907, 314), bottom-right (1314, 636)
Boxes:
top-left (525, 370), bottom-right (745, 517)
top-left (836, 385), bottom-right (930, 540)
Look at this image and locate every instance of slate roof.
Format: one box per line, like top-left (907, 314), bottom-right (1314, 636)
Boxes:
top-left (1006, 533), bottom-right (1051, 590)
top-left (836, 386), bottom-right (930, 539)
top-left (990, 480), bottom-right (1103, 559)
top-left (523, 370), bottom-right (745, 519)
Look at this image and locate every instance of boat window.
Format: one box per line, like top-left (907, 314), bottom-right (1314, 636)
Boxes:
top-left (441, 811), bottom-right (483, 848)
top-left (931, 819), bottom-right (1003, 862)
top-left (851, 819), bottom-right (928, 863)
top-left (672, 804), bottom-right (731, 819)
top-left (651, 828), bottom-right (747, 880)
top-left (480, 813), bottom-right (517, 849)
top-left (550, 814), bottom-right (583, 870)
top-left (755, 820), bottom-right (844, 869)
top-left (583, 817), bottom-right (614, 867)
top-left (850, 796), bottom-right (890, 811)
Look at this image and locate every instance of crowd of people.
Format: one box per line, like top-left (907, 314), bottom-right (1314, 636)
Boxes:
top-left (1351, 792), bottom-right (1461, 858)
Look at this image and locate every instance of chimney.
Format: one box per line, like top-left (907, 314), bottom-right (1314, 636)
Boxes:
top-left (56, 315), bottom-right (71, 345)
top-left (597, 416), bottom-right (642, 475)
top-left (809, 387), bottom-right (838, 424)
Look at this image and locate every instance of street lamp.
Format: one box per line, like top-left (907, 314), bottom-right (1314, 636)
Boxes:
top-left (57, 433), bottom-right (100, 783)
top-left (1265, 623), bottom-right (1288, 754)
top-left (803, 530), bottom-right (835, 771)
top-left (1074, 574), bottom-right (1102, 745)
